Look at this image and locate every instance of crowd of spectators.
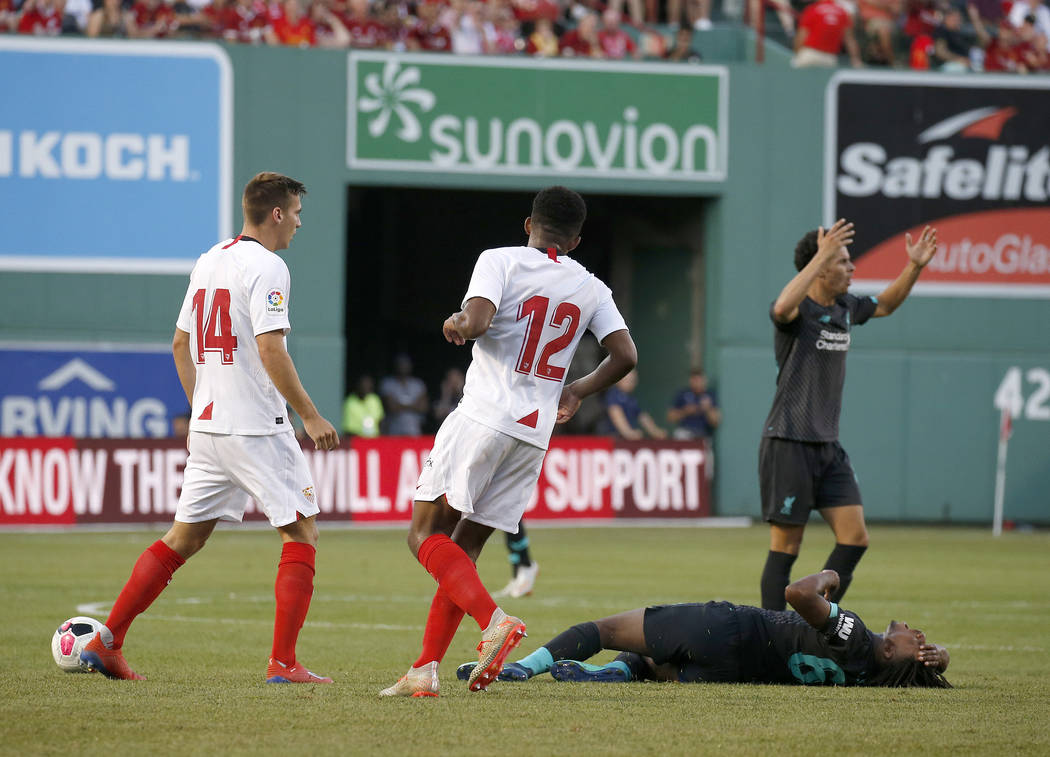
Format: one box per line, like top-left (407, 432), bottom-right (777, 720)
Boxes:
top-left (792, 0), bottom-right (1050, 71)
top-left (5, 0), bottom-right (1045, 73)
top-left (1, 0), bottom-right (707, 61)
top-left (341, 359), bottom-right (720, 440)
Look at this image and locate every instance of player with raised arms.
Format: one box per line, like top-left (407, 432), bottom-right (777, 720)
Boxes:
top-left (758, 220), bottom-right (939, 610)
top-left (457, 569), bottom-right (952, 689)
top-left (81, 172), bottom-right (339, 684)
top-left (380, 186), bottom-right (638, 697)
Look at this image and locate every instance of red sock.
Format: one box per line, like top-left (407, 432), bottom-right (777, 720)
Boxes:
top-left (105, 540), bottom-right (185, 649)
top-left (417, 534), bottom-right (496, 630)
top-left (413, 588), bottom-right (466, 668)
top-left (271, 542), bottom-right (316, 666)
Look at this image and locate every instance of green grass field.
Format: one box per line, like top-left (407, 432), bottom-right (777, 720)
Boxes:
top-left (2, 524), bottom-right (1048, 756)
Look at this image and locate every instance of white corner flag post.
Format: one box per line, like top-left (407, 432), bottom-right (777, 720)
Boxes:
top-left (992, 406), bottom-right (1013, 537)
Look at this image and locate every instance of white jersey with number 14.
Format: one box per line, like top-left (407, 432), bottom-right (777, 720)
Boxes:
top-left (455, 246), bottom-right (628, 450)
top-left (175, 236), bottom-right (293, 436)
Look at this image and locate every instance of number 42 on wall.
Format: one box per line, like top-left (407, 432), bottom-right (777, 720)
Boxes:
top-left (994, 367), bottom-right (1050, 421)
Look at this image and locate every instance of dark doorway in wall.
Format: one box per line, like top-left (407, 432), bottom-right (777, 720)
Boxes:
top-left (344, 186), bottom-right (706, 433)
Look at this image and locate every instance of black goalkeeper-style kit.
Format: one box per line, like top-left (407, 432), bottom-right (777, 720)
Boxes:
top-left (642, 601), bottom-right (878, 685)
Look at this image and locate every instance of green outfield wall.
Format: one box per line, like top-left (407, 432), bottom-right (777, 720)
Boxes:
top-left (2, 43), bottom-right (1046, 524)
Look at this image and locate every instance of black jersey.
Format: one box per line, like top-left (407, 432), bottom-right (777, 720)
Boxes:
top-left (761, 294), bottom-right (878, 442)
top-left (734, 603), bottom-right (878, 685)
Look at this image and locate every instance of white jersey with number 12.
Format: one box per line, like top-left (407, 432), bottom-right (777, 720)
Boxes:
top-left (456, 246), bottom-right (628, 450)
top-left (175, 236), bottom-right (293, 436)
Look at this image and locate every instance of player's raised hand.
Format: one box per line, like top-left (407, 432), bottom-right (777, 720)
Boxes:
top-left (304, 415), bottom-right (339, 450)
top-left (917, 643), bottom-right (950, 671)
top-left (443, 315), bottom-right (466, 346)
top-left (816, 219), bottom-right (855, 260)
top-left (905, 226), bottom-right (938, 268)
top-left (556, 384), bottom-right (582, 424)
top-left (819, 569), bottom-right (840, 600)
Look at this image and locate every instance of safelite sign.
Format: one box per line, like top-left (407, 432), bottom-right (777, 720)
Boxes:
top-left (825, 72), bottom-right (1050, 298)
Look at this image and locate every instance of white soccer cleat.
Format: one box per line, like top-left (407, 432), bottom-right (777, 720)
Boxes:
top-left (509, 562), bottom-right (539, 598)
top-left (493, 576), bottom-right (516, 599)
top-left (378, 661), bottom-right (440, 698)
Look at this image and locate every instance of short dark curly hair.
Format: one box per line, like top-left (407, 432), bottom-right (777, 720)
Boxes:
top-left (531, 186), bottom-right (587, 244)
top-left (794, 229), bottom-right (820, 272)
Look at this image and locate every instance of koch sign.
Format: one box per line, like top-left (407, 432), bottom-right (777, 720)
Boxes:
top-left (0, 345), bottom-right (187, 438)
top-left (348, 52), bottom-right (727, 183)
top-left (0, 39), bottom-right (232, 274)
top-left (825, 72), bottom-right (1050, 298)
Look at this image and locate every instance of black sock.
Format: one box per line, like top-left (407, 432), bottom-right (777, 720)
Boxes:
top-left (544, 622), bottom-right (602, 663)
top-left (823, 543), bottom-right (867, 603)
top-left (761, 550), bottom-right (798, 610)
top-left (614, 651), bottom-right (649, 681)
top-left (506, 520), bottom-right (532, 577)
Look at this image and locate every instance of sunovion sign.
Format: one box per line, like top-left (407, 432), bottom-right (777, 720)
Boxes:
top-left (0, 39), bottom-right (232, 273)
top-left (347, 52), bottom-right (727, 183)
top-left (0, 344), bottom-right (187, 438)
top-left (825, 72), bottom-right (1050, 298)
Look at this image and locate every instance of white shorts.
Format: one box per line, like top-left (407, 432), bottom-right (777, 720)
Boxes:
top-left (415, 409), bottom-right (545, 534)
top-left (176, 431), bottom-right (319, 528)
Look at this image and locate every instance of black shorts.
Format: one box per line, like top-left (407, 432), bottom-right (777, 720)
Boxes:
top-left (758, 437), bottom-right (862, 525)
top-left (643, 602), bottom-right (742, 683)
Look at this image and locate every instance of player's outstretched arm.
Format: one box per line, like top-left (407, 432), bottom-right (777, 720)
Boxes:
top-left (772, 219), bottom-right (855, 323)
top-left (557, 329), bottom-right (637, 424)
top-left (443, 297), bottom-right (497, 345)
top-left (872, 226), bottom-right (937, 317)
top-left (172, 328), bottom-right (197, 405)
top-left (257, 331), bottom-right (338, 450)
top-left (784, 570), bottom-right (840, 629)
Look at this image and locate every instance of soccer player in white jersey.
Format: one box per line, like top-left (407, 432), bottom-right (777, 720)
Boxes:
top-left (81, 172), bottom-right (339, 684)
top-left (380, 186), bottom-right (638, 697)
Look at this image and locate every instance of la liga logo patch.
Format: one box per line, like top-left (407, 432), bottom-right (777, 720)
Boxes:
top-left (267, 290), bottom-right (284, 307)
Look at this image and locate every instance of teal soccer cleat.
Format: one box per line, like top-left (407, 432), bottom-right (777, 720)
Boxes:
top-left (550, 660), bottom-right (631, 683)
top-left (456, 660), bottom-right (532, 682)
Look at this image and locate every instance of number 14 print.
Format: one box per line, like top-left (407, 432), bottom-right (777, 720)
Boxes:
top-left (191, 288), bottom-right (238, 364)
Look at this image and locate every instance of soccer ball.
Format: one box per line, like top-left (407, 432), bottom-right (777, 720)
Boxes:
top-left (51, 616), bottom-right (103, 673)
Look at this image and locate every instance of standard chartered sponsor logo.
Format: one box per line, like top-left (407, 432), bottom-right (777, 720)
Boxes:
top-left (356, 60), bottom-right (718, 177)
top-left (816, 330), bottom-right (850, 352)
top-left (928, 234), bottom-right (1050, 275)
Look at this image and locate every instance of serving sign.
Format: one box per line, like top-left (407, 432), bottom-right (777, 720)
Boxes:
top-left (0, 39), bottom-right (232, 273)
top-left (0, 344), bottom-right (187, 438)
top-left (825, 72), bottom-right (1050, 298)
top-left (348, 52), bottom-right (727, 184)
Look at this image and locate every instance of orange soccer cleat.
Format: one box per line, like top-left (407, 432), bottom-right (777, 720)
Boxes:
top-left (80, 629), bottom-right (146, 681)
top-left (468, 610), bottom-right (526, 692)
top-left (265, 658), bottom-right (333, 684)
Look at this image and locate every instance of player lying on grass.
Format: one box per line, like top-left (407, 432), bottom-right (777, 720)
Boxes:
top-left (457, 570), bottom-right (951, 688)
